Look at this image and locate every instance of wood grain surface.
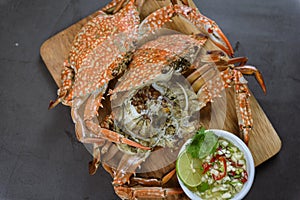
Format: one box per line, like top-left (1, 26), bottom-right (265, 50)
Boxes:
top-left (40, 0), bottom-right (281, 198)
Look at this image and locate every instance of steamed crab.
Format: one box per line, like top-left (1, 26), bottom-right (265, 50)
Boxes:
top-left (49, 0), bottom-right (235, 151)
top-left (49, 0), bottom-right (266, 199)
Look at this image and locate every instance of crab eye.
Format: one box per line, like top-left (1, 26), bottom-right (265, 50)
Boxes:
top-left (208, 27), bottom-right (213, 34)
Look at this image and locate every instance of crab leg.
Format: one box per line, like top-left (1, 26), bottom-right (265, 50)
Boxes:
top-left (95, 143), bottom-right (121, 176)
top-left (201, 50), bottom-right (266, 93)
top-left (228, 57), bottom-right (249, 67)
top-left (101, 154), bottom-right (176, 187)
top-left (69, 91), bottom-right (150, 151)
top-left (171, 0), bottom-right (189, 6)
top-left (89, 119), bottom-right (150, 177)
top-left (188, 66), bottom-right (254, 144)
top-left (114, 186), bottom-right (183, 199)
top-left (101, 128), bottom-right (151, 150)
top-left (189, 66), bottom-right (251, 145)
top-left (48, 62), bottom-right (74, 109)
top-left (187, 63), bottom-right (219, 91)
top-left (89, 144), bottom-right (102, 175)
top-left (233, 70), bottom-right (252, 144)
top-left (81, 92), bottom-right (151, 150)
top-left (187, 63), bottom-right (225, 107)
top-left (89, 139), bottom-right (122, 176)
top-left (102, 0), bottom-right (128, 13)
top-left (103, 0), bottom-right (147, 14)
top-left (113, 152), bottom-right (150, 186)
top-left (201, 50), bottom-right (248, 67)
top-left (90, 141), bottom-right (122, 175)
top-left (130, 169), bottom-right (176, 186)
top-left (102, 162), bottom-right (115, 177)
top-left (235, 65), bottom-right (266, 94)
top-left (104, 163), bottom-right (176, 187)
top-left (140, 4), bottom-right (234, 56)
top-left (187, 49), bottom-right (257, 144)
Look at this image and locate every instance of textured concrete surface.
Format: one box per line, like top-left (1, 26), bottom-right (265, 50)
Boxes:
top-left (0, 0), bottom-right (299, 199)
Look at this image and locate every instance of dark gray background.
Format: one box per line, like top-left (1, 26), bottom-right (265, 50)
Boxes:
top-left (0, 0), bottom-right (299, 199)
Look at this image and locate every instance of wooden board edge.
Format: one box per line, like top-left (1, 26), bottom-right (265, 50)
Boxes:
top-left (254, 99), bottom-right (282, 162)
top-left (40, 39), bottom-right (55, 76)
top-left (249, 93), bottom-right (282, 166)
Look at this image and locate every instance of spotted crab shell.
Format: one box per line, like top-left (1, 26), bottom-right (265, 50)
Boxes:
top-left (70, 1), bottom-right (140, 99)
top-left (111, 33), bottom-right (207, 97)
top-left (109, 34), bottom-right (207, 150)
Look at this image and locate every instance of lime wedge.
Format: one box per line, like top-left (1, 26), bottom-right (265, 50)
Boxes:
top-left (198, 131), bottom-right (218, 159)
top-left (176, 150), bottom-right (203, 187)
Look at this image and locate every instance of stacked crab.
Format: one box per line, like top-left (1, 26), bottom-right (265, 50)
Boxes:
top-left (49, 0), bottom-right (266, 199)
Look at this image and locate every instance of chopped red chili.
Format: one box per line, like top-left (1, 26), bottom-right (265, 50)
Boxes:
top-left (212, 156), bottom-right (227, 181)
top-left (231, 162), bottom-right (244, 168)
top-left (210, 154), bottom-right (222, 163)
top-left (240, 170), bottom-right (248, 183)
top-left (202, 162), bottom-right (211, 174)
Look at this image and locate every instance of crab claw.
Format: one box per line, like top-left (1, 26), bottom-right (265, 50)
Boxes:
top-left (205, 23), bottom-right (234, 57)
top-left (48, 99), bottom-right (60, 110)
top-left (140, 4), bottom-right (234, 57)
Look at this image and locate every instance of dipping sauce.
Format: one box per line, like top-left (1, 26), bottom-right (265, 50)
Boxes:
top-left (195, 138), bottom-right (248, 199)
top-left (177, 129), bottom-right (248, 200)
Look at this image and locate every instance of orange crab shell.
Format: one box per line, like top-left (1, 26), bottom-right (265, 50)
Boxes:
top-left (68, 2), bottom-right (140, 71)
top-left (68, 1), bottom-right (141, 99)
top-left (111, 34), bottom-right (208, 97)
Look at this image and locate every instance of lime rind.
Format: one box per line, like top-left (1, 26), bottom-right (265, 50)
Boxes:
top-left (176, 150), bottom-right (202, 187)
top-left (176, 130), bottom-right (218, 188)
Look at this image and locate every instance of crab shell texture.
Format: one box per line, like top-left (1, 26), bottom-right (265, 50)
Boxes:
top-left (69, 1), bottom-right (139, 70)
top-left (106, 34), bottom-right (208, 151)
top-left (62, 1), bottom-right (140, 103)
top-left (111, 34), bottom-right (208, 96)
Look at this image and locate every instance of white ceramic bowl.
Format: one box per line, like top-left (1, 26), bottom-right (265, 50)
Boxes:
top-left (177, 129), bottom-right (255, 200)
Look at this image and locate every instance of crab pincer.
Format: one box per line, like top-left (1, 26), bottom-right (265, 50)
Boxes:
top-left (139, 3), bottom-right (234, 56)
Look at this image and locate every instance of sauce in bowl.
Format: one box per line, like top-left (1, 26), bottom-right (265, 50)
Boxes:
top-left (176, 129), bottom-right (255, 200)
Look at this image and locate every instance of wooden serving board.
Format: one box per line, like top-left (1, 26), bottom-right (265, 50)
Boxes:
top-left (40, 0), bottom-right (281, 197)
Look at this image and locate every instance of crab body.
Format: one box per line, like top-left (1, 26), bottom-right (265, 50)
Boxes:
top-left (49, 1), bottom-right (267, 199)
top-left (49, 0), bottom-right (236, 148)
top-left (105, 34), bottom-right (211, 153)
